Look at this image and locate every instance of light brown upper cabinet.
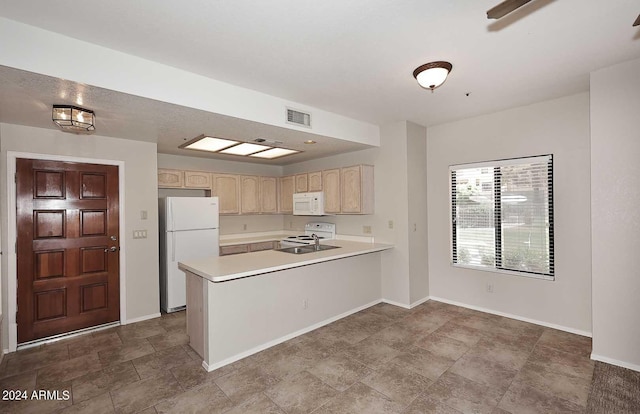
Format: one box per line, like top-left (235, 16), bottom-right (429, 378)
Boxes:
top-left (158, 169), bottom-right (184, 188)
top-left (260, 176), bottom-right (278, 214)
top-left (279, 175), bottom-right (294, 213)
top-left (295, 174), bottom-right (308, 193)
top-left (308, 171), bottom-right (322, 192)
top-left (184, 170), bottom-right (211, 189)
top-left (158, 164), bottom-right (375, 215)
top-left (240, 175), bottom-right (261, 214)
top-left (341, 165), bottom-right (374, 214)
top-left (211, 173), bottom-right (240, 214)
top-left (322, 169), bottom-right (341, 214)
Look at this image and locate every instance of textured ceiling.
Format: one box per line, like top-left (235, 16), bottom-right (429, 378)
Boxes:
top-left (0, 1), bottom-right (639, 164)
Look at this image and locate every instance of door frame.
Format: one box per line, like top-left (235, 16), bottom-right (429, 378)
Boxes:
top-left (6, 151), bottom-right (127, 352)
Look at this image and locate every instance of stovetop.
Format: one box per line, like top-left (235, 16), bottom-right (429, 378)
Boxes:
top-left (281, 222), bottom-right (336, 245)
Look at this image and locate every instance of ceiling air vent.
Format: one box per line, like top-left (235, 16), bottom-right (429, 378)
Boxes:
top-left (286, 108), bottom-right (311, 128)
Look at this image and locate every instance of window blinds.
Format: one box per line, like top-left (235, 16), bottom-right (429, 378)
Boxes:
top-left (451, 155), bottom-right (554, 279)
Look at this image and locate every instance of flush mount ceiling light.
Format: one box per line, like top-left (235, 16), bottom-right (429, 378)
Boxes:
top-left (52, 105), bottom-right (95, 133)
top-left (250, 148), bottom-right (300, 159)
top-left (180, 134), bottom-right (301, 159)
top-left (180, 135), bottom-right (239, 152)
top-left (220, 142), bottom-right (270, 156)
top-left (413, 61), bottom-right (453, 91)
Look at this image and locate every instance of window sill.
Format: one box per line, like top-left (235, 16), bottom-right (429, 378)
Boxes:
top-left (451, 263), bottom-right (554, 281)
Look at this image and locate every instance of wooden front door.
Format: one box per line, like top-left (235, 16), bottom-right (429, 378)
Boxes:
top-left (16, 159), bottom-right (120, 343)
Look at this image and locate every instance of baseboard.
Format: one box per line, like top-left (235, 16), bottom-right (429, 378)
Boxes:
top-left (429, 296), bottom-right (593, 338)
top-left (381, 299), bottom-right (411, 309)
top-left (409, 296), bottom-right (430, 308)
top-left (203, 299), bottom-right (382, 372)
top-left (125, 312), bottom-right (161, 325)
top-left (591, 353), bottom-right (640, 373)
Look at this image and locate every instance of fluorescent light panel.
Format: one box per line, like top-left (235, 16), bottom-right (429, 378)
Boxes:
top-left (219, 142), bottom-right (270, 155)
top-left (250, 148), bottom-right (299, 159)
top-left (184, 136), bottom-right (238, 152)
top-left (181, 134), bottom-right (301, 159)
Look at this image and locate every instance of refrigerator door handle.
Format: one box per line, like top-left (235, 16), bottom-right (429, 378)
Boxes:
top-left (171, 231), bottom-right (176, 262)
top-left (169, 200), bottom-right (175, 231)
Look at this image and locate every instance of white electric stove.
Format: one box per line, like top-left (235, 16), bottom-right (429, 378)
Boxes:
top-left (280, 222), bottom-right (336, 247)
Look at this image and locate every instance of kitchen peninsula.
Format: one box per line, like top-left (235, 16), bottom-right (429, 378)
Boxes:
top-left (178, 239), bottom-right (393, 371)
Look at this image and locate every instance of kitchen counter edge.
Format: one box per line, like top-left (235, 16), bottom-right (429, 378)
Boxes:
top-left (178, 240), bottom-right (393, 283)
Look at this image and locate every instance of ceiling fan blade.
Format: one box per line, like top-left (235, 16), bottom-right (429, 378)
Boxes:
top-left (487, 0), bottom-right (533, 19)
top-left (634, 14), bottom-right (640, 27)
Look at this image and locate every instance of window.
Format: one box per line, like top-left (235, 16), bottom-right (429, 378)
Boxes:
top-left (450, 155), bottom-right (554, 279)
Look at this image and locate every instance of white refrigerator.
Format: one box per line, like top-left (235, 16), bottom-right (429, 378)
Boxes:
top-left (159, 196), bottom-right (219, 313)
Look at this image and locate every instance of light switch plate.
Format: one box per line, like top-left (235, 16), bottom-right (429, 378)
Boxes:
top-left (133, 230), bottom-right (147, 239)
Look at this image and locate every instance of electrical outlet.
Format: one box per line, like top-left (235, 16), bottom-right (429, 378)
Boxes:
top-left (363, 225), bottom-right (372, 234)
top-left (140, 210), bottom-right (148, 220)
top-left (486, 282), bottom-right (494, 293)
top-left (388, 220), bottom-right (394, 229)
top-left (133, 230), bottom-right (147, 239)
top-left (243, 224), bottom-right (247, 231)
top-left (303, 298), bottom-right (308, 309)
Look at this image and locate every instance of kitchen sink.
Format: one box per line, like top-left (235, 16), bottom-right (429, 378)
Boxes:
top-left (277, 245), bottom-right (341, 254)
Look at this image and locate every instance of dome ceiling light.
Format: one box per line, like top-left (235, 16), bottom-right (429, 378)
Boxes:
top-left (413, 61), bottom-right (453, 92)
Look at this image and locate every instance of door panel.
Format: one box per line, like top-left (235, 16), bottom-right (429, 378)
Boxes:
top-left (17, 158), bottom-right (120, 343)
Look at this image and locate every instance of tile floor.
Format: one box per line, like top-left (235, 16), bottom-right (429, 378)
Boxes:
top-left (0, 300), bottom-right (628, 413)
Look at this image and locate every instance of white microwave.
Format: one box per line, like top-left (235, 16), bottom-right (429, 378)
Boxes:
top-left (293, 192), bottom-right (325, 216)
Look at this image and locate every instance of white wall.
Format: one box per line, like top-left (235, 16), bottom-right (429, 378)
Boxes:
top-left (427, 93), bottom-right (592, 334)
top-left (0, 17), bottom-right (379, 147)
top-left (590, 58), bottom-right (640, 370)
top-left (407, 122), bottom-right (429, 304)
top-left (1, 124), bottom-right (160, 349)
top-left (283, 121), bottom-right (420, 307)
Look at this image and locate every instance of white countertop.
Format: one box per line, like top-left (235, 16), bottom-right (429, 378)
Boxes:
top-left (219, 232), bottom-right (296, 246)
top-left (178, 239), bottom-right (393, 283)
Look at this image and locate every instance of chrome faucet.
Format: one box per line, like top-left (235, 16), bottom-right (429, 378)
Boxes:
top-left (311, 233), bottom-right (320, 250)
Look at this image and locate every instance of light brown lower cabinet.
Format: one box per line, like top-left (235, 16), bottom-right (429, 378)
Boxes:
top-left (219, 244), bottom-right (249, 256)
top-left (219, 241), bottom-right (279, 256)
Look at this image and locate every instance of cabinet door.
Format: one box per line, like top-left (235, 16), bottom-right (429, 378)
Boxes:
top-left (184, 170), bottom-right (211, 189)
top-left (322, 169), bottom-right (341, 213)
top-left (279, 176), bottom-right (294, 213)
top-left (240, 175), bottom-right (261, 214)
top-left (211, 174), bottom-right (240, 214)
top-left (260, 176), bottom-right (278, 214)
top-left (295, 174), bottom-right (308, 193)
top-left (341, 165), bottom-right (362, 213)
top-left (341, 165), bottom-right (375, 214)
top-left (219, 244), bottom-right (249, 256)
top-left (249, 241), bottom-right (276, 252)
top-left (308, 171), bottom-right (322, 192)
top-left (158, 169), bottom-right (184, 188)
